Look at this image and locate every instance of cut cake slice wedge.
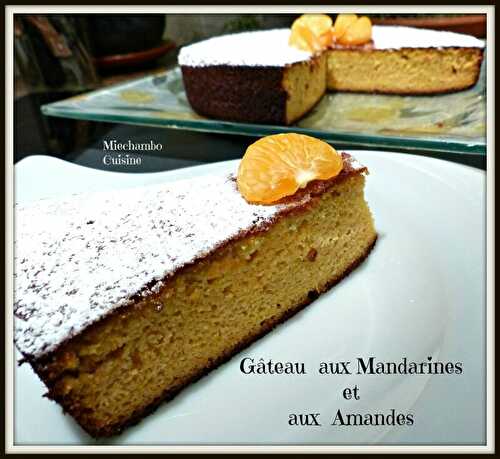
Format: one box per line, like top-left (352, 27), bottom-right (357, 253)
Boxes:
top-left (14, 153), bottom-right (376, 437)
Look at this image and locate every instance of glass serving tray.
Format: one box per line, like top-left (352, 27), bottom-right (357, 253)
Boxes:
top-left (42, 65), bottom-right (486, 155)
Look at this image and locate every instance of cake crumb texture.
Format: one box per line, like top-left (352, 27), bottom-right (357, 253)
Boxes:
top-left (327, 47), bottom-right (484, 94)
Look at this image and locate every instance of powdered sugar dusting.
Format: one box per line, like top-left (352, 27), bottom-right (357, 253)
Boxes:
top-left (178, 28), bottom-right (313, 67)
top-left (372, 25), bottom-right (484, 50)
top-left (14, 173), bottom-right (308, 359)
top-left (178, 26), bottom-right (483, 70)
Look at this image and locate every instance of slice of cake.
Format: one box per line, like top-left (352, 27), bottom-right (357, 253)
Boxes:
top-left (15, 136), bottom-right (376, 437)
top-left (326, 25), bottom-right (485, 94)
top-left (178, 29), bottom-right (327, 125)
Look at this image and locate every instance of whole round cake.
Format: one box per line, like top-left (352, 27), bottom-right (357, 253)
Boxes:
top-left (178, 16), bottom-right (484, 125)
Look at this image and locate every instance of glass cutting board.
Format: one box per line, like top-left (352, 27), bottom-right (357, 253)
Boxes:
top-left (42, 64), bottom-right (486, 155)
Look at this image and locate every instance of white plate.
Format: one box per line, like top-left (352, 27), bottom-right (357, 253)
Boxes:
top-left (13, 151), bottom-right (486, 446)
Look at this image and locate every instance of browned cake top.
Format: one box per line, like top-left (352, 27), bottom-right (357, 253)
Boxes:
top-left (14, 154), bottom-right (366, 359)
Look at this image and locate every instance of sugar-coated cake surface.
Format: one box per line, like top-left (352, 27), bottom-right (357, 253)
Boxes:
top-left (14, 156), bottom-right (364, 360)
top-left (14, 174), bottom-right (298, 358)
top-left (371, 25), bottom-right (484, 50)
top-left (178, 26), bottom-right (484, 70)
top-left (178, 28), bottom-right (313, 67)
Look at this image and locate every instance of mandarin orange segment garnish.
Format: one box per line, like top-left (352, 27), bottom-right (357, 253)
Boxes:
top-left (237, 133), bottom-right (343, 205)
top-left (319, 28), bottom-right (333, 48)
top-left (289, 14), bottom-right (334, 52)
top-left (337, 16), bottom-right (372, 45)
top-left (332, 14), bottom-right (373, 46)
top-left (296, 14), bottom-right (333, 37)
top-left (331, 13), bottom-right (358, 40)
top-left (289, 22), bottom-right (323, 53)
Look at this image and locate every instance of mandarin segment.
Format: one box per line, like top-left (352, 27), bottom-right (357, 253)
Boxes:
top-left (237, 134), bottom-right (343, 204)
top-left (289, 22), bottom-right (323, 53)
top-left (289, 14), bottom-right (334, 52)
top-left (296, 14), bottom-right (333, 37)
top-left (319, 28), bottom-right (333, 48)
top-left (338, 16), bottom-right (373, 45)
top-left (290, 13), bottom-right (372, 51)
top-left (331, 14), bottom-right (359, 39)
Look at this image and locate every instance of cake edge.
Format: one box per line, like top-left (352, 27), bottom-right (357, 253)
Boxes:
top-left (41, 235), bottom-right (378, 438)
